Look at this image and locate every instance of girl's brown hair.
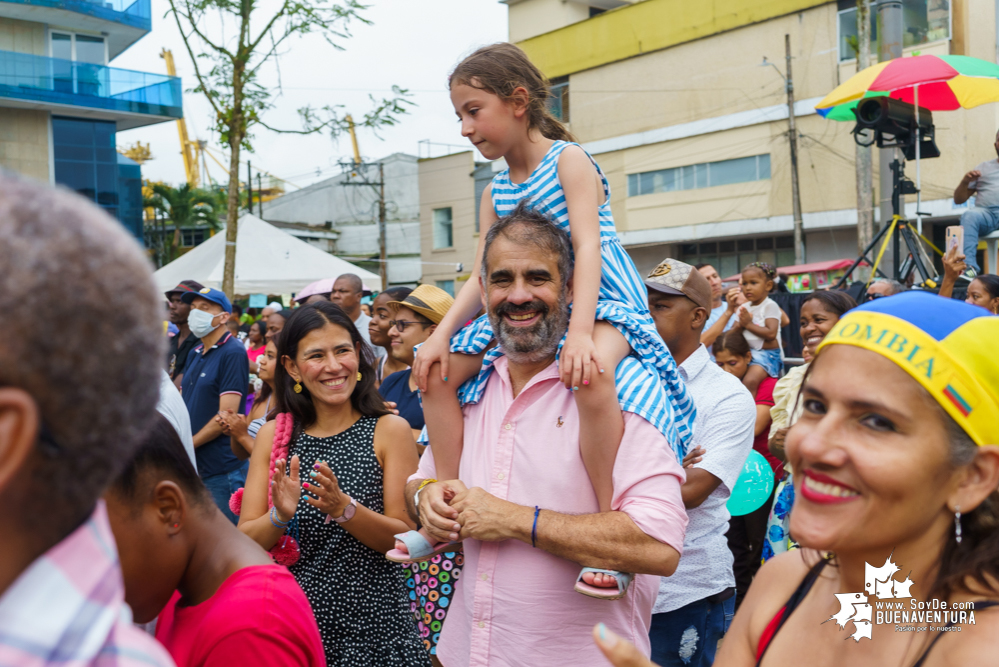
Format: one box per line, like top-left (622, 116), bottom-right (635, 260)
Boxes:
top-left (449, 42), bottom-right (575, 143)
top-left (712, 329), bottom-right (751, 358)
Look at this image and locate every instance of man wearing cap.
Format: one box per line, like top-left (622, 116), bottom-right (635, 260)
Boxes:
top-left (331, 273), bottom-right (383, 359)
top-left (180, 287), bottom-right (250, 523)
top-left (644, 259), bottom-right (755, 667)
top-left (379, 285), bottom-right (454, 440)
top-left (166, 279), bottom-right (205, 386)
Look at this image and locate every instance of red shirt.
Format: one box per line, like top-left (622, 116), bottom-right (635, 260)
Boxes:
top-left (754, 376), bottom-right (784, 479)
top-left (155, 564), bottom-right (326, 667)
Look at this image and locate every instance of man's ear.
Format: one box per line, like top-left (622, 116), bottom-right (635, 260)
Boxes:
top-left (427, 324), bottom-right (438, 337)
top-left (691, 306), bottom-right (709, 331)
top-left (0, 388), bottom-right (39, 496)
top-left (565, 274), bottom-right (574, 306)
top-left (479, 275), bottom-right (488, 310)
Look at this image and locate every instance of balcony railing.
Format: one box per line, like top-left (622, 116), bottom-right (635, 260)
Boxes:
top-left (0, 50), bottom-right (181, 118)
top-left (0, 0), bottom-right (151, 30)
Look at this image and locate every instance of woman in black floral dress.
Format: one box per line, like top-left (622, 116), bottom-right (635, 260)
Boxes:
top-left (239, 302), bottom-right (429, 666)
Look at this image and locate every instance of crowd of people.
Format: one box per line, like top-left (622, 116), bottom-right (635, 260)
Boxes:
top-left (2, 40), bottom-right (999, 667)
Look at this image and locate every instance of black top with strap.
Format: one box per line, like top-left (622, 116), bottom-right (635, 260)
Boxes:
top-left (756, 558), bottom-right (997, 667)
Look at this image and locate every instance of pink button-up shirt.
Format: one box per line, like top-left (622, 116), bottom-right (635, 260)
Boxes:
top-left (412, 356), bottom-right (687, 666)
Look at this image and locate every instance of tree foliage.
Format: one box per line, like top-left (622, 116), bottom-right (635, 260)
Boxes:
top-left (166, 0), bottom-right (410, 295)
top-left (144, 182), bottom-right (222, 267)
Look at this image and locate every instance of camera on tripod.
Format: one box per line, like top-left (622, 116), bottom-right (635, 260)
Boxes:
top-left (833, 96), bottom-right (941, 289)
top-left (852, 97), bottom-right (940, 160)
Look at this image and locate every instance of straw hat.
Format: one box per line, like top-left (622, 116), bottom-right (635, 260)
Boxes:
top-left (387, 284), bottom-right (454, 324)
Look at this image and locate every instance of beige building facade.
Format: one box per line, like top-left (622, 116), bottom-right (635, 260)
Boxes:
top-left (421, 0), bottom-right (999, 283)
top-left (418, 151), bottom-right (493, 295)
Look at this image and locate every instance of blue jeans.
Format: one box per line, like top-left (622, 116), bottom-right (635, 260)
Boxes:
top-left (960, 206), bottom-right (999, 272)
top-left (649, 594), bottom-right (736, 667)
top-left (202, 460), bottom-right (249, 524)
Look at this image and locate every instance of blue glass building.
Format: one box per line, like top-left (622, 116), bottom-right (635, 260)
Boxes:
top-left (0, 0), bottom-right (181, 240)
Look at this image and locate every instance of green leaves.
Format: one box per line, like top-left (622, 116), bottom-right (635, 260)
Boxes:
top-left (168, 0), bottom-right (409, 153)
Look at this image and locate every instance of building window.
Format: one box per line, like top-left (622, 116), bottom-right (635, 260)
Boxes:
top-left (679, 235), bottom-right (795, 279)
top-left (589, 7), bottom-right (606, 17)
top-left (549, 76), bottom-right (569, 123)
top-left (181, 229), bottom-right (208, 247)
top-left (436, 280), bottom-right (455, 297)
top-left (837, 0), bottom-right (950, 62)
top-left (52, 117), bottom-right (119, 221)
top-left (433, 207), bottom-right (453, 249)
top-left (628, 154), bottom-right (770, 197)
top-left (50, 32), bottom-right (107, 64)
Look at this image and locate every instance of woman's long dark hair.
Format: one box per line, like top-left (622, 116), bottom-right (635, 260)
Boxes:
top-left (274, 302), bottom-right (388, 433)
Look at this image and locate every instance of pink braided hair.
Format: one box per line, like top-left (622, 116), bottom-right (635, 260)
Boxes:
top-left (267, 412), bottom-right (295, 508)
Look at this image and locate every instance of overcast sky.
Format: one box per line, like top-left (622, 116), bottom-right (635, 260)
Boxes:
top-left (115, 0), bottom-right (507, 188)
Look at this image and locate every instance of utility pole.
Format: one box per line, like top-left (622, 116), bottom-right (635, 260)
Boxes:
top-left (378, 162), bottom-right (387, 290)
top-left (257, 173), bottom-right (264, 219)
top-left (855, 0), bottom-right (875, 254)
top-left (339, 160), bottom-right (388, 290)
top-left (247, 161), bottom-right (254, 216)
top-left (784, 34), bottom-right (805, 265)
top-left (339, 117), bottom-right (388, 289)
top-left (877, 0), bottom-right (903, 273)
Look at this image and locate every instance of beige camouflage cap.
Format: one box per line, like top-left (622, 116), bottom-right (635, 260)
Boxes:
top-left (644, 258), bottom-right (713, 310)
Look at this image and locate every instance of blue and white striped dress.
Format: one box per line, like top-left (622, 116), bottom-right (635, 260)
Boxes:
top-left (451, 140), bottom-right (696, 460)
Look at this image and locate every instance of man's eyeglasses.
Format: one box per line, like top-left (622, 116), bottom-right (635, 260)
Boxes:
top-left (390, 320), bottom-right (430, 332)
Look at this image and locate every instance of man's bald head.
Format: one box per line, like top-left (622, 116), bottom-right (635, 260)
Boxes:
top-left (331, 273), bottom-right (363, 319)
top-left (0, 172), bottom-right (164, 543)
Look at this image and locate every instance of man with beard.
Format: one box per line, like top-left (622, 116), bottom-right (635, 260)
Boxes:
top-left (405, 202), bottom-right (688, 666)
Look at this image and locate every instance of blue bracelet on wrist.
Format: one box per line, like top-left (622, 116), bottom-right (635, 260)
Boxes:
top-left (269, 506), bottom-right (291, 528)
top-left (531, 506), bottom-right (541, 548)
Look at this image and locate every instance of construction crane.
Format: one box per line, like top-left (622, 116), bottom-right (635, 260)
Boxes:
top-left (346, 114), bottom-right (361, 165)
top-left (160, 48), bottom-right (202, 188)
top-left (119, 141), bottom-right (153, 165)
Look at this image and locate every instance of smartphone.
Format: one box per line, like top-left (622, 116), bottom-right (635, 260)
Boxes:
top-left (946, 226), bottom-right (964, 254)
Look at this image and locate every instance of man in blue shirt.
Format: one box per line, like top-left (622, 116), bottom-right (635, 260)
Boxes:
top-left (180, 287), bottom-right (249, 523)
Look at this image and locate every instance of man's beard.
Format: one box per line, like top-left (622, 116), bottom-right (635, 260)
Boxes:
top-left (489, 293), bottom-right (569, 364)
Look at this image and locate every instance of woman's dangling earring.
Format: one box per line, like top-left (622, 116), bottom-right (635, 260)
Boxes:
top-left (357, 371), bottom-right (362, 382)
top-left (294, 381), bottom-right (303, 394)
top-left (954, 506), bottom-right (962, 544)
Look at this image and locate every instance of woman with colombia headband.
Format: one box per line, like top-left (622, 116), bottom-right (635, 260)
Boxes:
top-left (589, 293), bottom-right (999, 667)
top-left (710, 291), bottom-right (999, 666)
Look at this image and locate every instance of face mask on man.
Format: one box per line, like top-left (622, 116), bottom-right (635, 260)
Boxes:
top-left (188, 308), bottom-right (221, 338)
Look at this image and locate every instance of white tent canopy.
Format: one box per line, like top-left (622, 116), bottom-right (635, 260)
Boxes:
top-left (153, 214), bottom-right (383, 295)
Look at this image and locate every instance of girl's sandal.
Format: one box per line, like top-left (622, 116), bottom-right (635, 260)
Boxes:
top-left (385, 529), bottom-right (462, 564)
top-left (574, 567), bottom-right (633, 600)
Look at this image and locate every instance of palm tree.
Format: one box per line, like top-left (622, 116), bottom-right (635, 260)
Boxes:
top-left (144, 183), bottom-right (222, 264)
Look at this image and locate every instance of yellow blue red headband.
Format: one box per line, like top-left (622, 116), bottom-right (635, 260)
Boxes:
top-left (816, 292), bottom-right (999, 446)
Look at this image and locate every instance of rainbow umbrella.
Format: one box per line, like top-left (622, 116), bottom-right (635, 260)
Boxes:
top-left (816, 54), bottom-right (999, 120)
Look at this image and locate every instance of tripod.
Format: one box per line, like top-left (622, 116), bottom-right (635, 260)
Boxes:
top-left (834, 157), bottom-right (936, 289)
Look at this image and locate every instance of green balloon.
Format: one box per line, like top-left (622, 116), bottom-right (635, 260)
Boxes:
top-left (727, 450), bottom-right (775, 516)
